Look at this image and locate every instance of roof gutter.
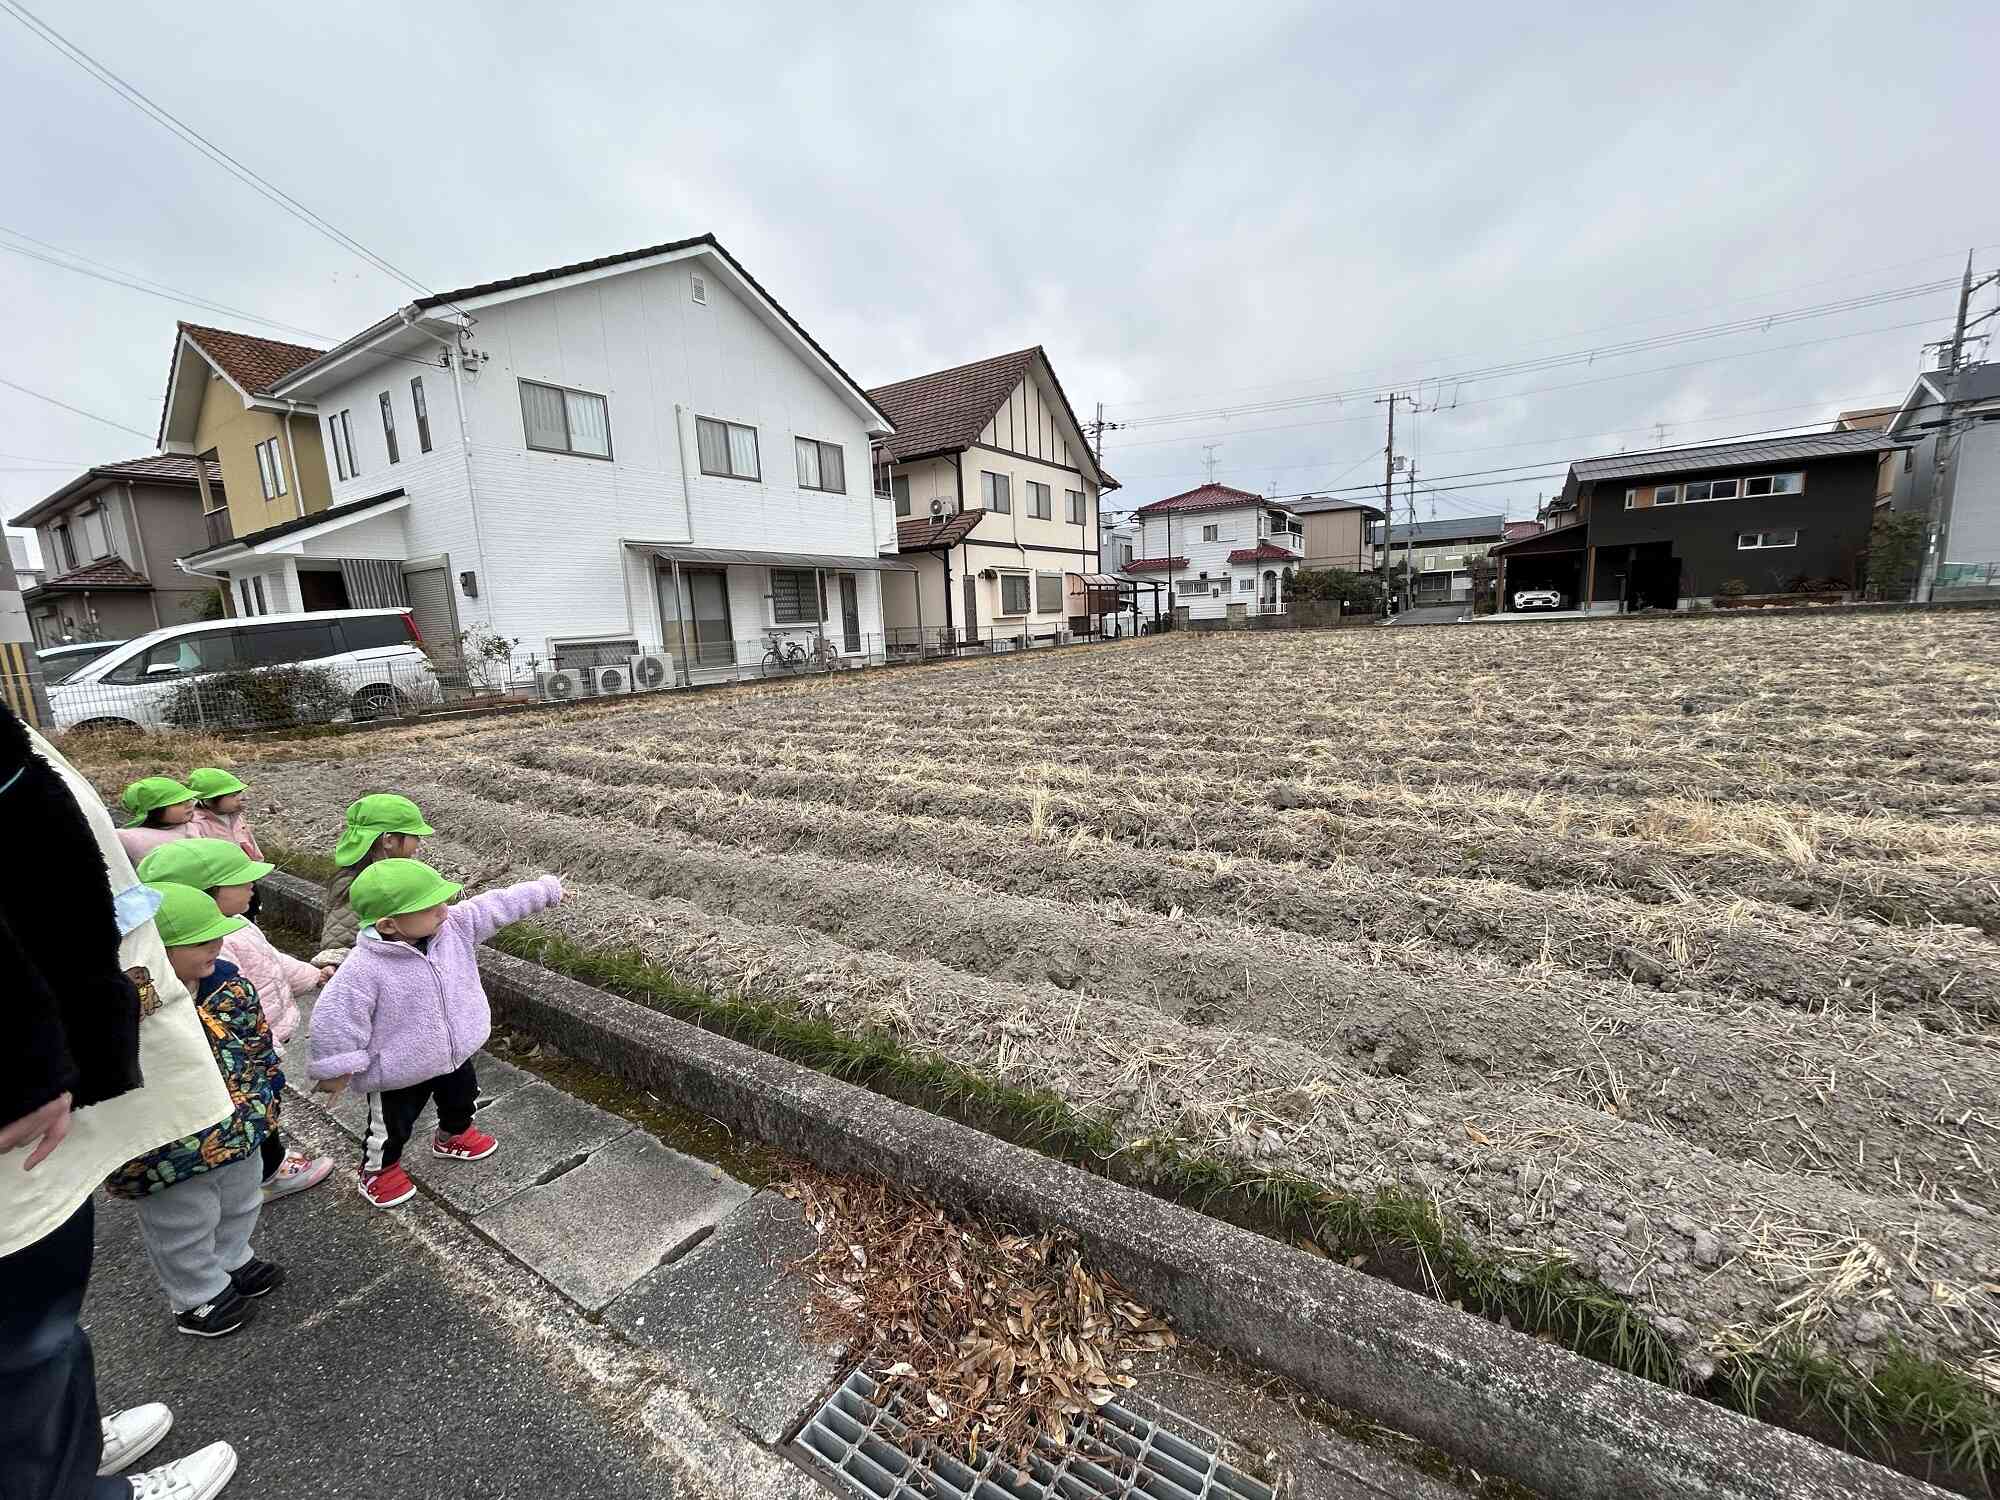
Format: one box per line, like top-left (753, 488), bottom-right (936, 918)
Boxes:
top-left (269, 306), bottom-right (421, 398)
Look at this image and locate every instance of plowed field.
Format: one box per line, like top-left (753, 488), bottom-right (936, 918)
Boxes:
top-left (95, 610), bottom-right (2000, 1388)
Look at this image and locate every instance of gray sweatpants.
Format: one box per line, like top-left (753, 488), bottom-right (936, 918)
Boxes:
top-left (132, 1153), bottom-right (263, 1312)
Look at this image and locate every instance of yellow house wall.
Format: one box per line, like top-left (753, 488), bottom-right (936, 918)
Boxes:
top-left (191, 369), bottom-right (333, 537)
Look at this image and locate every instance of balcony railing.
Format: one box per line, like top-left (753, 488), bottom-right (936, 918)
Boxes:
top-left (203, 508), bottom-right (234, 548)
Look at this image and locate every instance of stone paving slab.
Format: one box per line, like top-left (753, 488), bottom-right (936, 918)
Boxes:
top-left (417, 1077), bottom-right (634, 1215)
top-left (477, 1131), bottom-right (753, 1310)
top-left (605, 1190), bottom-right (846, 1446)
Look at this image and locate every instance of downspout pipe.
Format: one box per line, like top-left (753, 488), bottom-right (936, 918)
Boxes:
top-left (280, 402), bottom-right (307, 518)
top-left (403, 310), bottom-right (493, 628)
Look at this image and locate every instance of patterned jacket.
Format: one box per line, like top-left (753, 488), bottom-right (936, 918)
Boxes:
top-left (105, 959), bottom-right (282, 1199)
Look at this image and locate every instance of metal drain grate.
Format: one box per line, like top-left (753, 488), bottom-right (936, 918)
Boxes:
top-left (792, 1368), bottom-right (1275, 1500)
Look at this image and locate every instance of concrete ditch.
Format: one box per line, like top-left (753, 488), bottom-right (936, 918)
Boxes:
top-left (260, 871), bottom-right (1946, 1500)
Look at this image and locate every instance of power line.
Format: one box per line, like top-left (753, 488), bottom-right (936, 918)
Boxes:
top-left (1, 1), bottom-right (441, 302)
top-left (0, 228), bottom-right (337, 343)
top-left (1113, 279), bottom-right (1956, 433)
top-left (0, 375), bottom-right (152, 439)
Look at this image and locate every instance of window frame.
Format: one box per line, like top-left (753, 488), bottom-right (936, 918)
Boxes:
top-left (78, 505), bottom-right (110, 561)
top-left (254, 437), bottom-right (286, 500)
top-left (1737, 529), bottom-right (1801, 551)
top-left (52, 521), bottom-right (76, 572)
top-left (980, 470), bottom-right (1011, 514)
top-left (892, 475), bottom-right (911, 518)
top-left (794, 436), bottom-right (847, 494)
top-left (1066, 488), bottom-right (1085, 525)
top-left (330, 410), bottom-right (356, 481)
top-left (410, 376), bottom-right (433, 453)
top-left (695, 416), bottom-right (761, 481)
top-left (768, 567), bottom-right (825, 625)
top-left (1026, 480), bottom-right (1052, 520)
top-left (379, 390), bottom-right (400, 465)
top-left (520, 379), bottom-right (613, 461)
top-left (1201, 523), bottom-right (1220, 542)
top-left (1652, 485), bottom-right (1679, 506)
top-left (1034, 571), bottom-right (1064, 614)
top-left (998, 571), bottom-right (1032, 615)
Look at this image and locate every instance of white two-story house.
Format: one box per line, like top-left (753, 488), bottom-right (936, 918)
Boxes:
top-left (870, 346), bottom-right (1118, 648)
top-left (179, 235), bottom-right (901, 683)
top-left (1114, 484), bottom-right (1304, 621)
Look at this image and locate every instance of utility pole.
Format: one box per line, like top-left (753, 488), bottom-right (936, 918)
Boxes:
top-left (1375, 393), bottom-right (1413, 609)
top-left (1404, 463), bottom-right (1418, 609)
top-left (1919, 251), bottom-right (2000, 600)
top-left (1946, 251), bottom-right (1975, 378)
top-left (1085, 403), bottom-right (1121, 463)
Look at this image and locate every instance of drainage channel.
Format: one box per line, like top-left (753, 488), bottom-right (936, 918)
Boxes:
top-left (795, 1367), bottom-right (1274, 1500)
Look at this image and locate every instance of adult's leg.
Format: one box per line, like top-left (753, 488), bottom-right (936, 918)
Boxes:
top-left (209, 1156), bottom-right (263, 1278)
top-left (431, 1059), bottom-right (480, 1138)
top-left (0, 1198), bottom-right (129, 1499)
top-left (134, 1175), bottom-right (229, 1313)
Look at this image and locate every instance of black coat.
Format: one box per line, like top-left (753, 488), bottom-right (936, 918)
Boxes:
top-left (0, 705), bottom-right (142, 1123)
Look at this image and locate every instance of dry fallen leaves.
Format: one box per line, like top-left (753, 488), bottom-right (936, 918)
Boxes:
top-left (782, 1172), bottom-right (1176, 1470)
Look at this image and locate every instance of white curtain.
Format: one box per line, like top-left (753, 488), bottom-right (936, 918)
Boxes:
top-left (821, 443), bottom-right (844, 492)
top-left (795, 437), bottom-right (820, 490)
top-left (727, 423), bottom-right (759, 478)
top-left (522, 383), bottom-right (568, 451)
top-left (697, 419), bottom-right (729, 474)
top-left (565, 392), bottom-right (610, 457)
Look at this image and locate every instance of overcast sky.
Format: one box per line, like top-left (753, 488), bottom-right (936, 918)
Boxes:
top-left (3, 1), bottom-right (1996, 552)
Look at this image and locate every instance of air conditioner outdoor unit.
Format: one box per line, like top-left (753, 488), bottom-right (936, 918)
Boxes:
top-left (539, 669), bottom-right (585, 703)
top-left (592, 664), bottom-right (634, 696)
top-left (629, 653), bottom-right (673, 691)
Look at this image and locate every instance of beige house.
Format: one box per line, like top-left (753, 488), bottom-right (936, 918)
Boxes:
top-left (1288, 497), bottom-right (1383, 572)
top-left (871, 347), bottom-right (1118, 646)
top-left (157, 322), bottom-right (332, 551)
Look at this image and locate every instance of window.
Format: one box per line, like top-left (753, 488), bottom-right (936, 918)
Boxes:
top-left (105, 627), bottom-right (245, 684)
top-left (1685, 477), bottom-right (1740, 503)
top-left (340, 614), bottom-right (413, 651)
top-left (1653, 485), bottom-right (1679, 506)
top-left (253, 437), bottom-right (286, 500)
top-left (51, 522), bottom-right (75, 572)
top-left (251, 577), bottom-right (267, 615)
top-left (79, 506), bottom-right (110, 560)
top-left (1035, 572), bottom-right (1063, 613)
top-left (795, 437), bottom-right (846, 493)
top-left (1066, 488), bottom-right (1085, 525)
top-left (1238, 577), bottom-right (1256, 593)
top-left (1623, 488), bottom-right (1642, 510)
top-left (892, 475), bottom-right (911, 518)
top-left (521, 380), bottom-right (612, 459)
top-left (1119, 543), bottom-right (1134, 568)
top-left (239, 620), bottom-right (342, 667)
top-left (1027, 480), bottom-right (1052, 520)
top-left (329, 410), bottom-right (356, 480)
top-left (1743, 471), bottom-right (1805, 497)
top-left (981, 471), bottom-right (1011, 513)
top-left (999, 572), bottom-right (1031, 614)
top-left (410, 377), bottom-right (433, 453)
top-left (696, 416), bottom-right (760, 480)
top-left (379, 391), bottom-right (400, 464)
top-left (1738, 529), bottom-right (1800, 550)
top-left (872, 445), bottom-right (892, 499)
top-left (769, 568), bottom-right (825, 624)
top-left (1201, 523), bottom-right (1220, 542)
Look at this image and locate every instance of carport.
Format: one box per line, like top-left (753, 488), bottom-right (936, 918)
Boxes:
top-left (1491, 527), bottom-right (1587, 609)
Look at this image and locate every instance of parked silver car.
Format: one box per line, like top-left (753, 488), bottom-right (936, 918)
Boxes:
top-left (1511, 588), bottom-right (1568, 612)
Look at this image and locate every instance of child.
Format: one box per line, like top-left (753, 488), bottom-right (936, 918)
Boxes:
top-left (137, 838), bottom-right (336, 1205)
top-left (309, 859), bottom-right (562, 1209)
top-left (117, 776), bottom-right (199, 864)
top-left (186, 767), bottom-right (265, 861)
top-left (105, 884), bottom-right (284, 1338)
top-left (316, 793), bottom-right (433, 962)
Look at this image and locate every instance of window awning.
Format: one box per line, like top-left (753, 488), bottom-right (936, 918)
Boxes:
top-left (631, 542), bottom-right (916, 572)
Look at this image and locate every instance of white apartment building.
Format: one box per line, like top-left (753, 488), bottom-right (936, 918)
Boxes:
top-left (180, 235), bottom-right (903, 683)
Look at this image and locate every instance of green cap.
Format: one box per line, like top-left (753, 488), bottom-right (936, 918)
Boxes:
top-left (186, 768), bottom-right (248, 800)
top-left (148, 882), bottom-right (248, 947)
top-left (121, 776), bottom-right (199, 826)
top-left (350, 858), bottom-right (461, 924)
top-left (333, 793), bottom-right (434, 867)
top-left (137, 837), bottom-right (274, 891)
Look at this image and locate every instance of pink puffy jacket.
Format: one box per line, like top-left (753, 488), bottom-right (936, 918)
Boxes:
top-left (117, 824), bottom-right (190, 865)
top-left (188, 806), bottom-right (265, 862)
top-left (220, 921), bottom-right (323, 1054)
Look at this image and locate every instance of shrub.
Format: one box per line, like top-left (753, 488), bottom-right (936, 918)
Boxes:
top-left (1864, 511), bottom-right (1925, 601)
top-left (160, 664), bottom-right (351, 731)
top-left (1716, 578), bottom-right (1749, 598)
top-left (1293, 567), bottom-right (1386, 614)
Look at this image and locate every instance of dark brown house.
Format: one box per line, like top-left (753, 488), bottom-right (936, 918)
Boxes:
top-left (1490, 430), bottom-right (1909, 612)
top-left (9, 456), bottom-right (220, 647)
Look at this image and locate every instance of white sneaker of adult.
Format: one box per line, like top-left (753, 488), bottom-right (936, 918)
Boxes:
top-left (126, 1440), bottom-right (237, 1499)
top-left (98, 1402), bottom-right (173, 1475)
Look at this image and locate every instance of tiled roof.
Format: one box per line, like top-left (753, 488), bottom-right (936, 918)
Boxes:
top-left (33, 556), bottom-right (151, 591)
top-left (1501, 520), bottom-right (1545, 540)
top-left (1123, 555), bottom-right (1186, 573)
top-left (894, 510), bottom-right (983, 552)
top-left (1569, 430), bottom-right (1906, 484)
top-left (869, 348), bottom-right (1042, 463)
top-left (1133, 484), bottom-right (1268, 516)
top-left (1288, 496), bottom-right (1382, 515)
top-left (1227, 542), bottom-right (1300, 563)
top-left (179, 322), bottom-right (324, 395)
top-left (1383, 515), bottom-right (1507, 545)
top-left (9, 455), bottom-right (222, 528)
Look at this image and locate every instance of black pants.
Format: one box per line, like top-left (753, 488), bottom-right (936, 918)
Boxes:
top-left (361, 1058), bottom-right (478, 1173)
top-left (260, 1126), bottom-right (286, 1181)
top-left (0, 1198), bottom-right (129, 1499)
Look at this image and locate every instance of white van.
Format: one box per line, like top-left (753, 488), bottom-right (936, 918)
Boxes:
top-left (50, 608), bottom-right (439, 733)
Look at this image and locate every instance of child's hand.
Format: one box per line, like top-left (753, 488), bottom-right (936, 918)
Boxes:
top-left (315, 1074), bottom-right (352, 1098)
top-left (318, 965), bottom-right (338, 984)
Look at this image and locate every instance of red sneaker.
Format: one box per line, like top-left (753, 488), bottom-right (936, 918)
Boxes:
top-left (433, 1125), bottom-right (497, 1161)
top-left (358, 1162), bottom-right (416, 1208)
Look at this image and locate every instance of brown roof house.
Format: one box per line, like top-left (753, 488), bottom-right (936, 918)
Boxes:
top-left (157, 321), bottom-right (331, 551)
top-left (871, 346), bottom-right (1118, 647)
top-left (9, 457), bottom-right (220, 647)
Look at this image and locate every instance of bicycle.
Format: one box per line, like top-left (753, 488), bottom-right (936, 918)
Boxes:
top-left (761, 633), bottom-right (827, 677)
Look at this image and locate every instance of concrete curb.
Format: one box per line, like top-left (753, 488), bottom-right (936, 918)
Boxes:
top-left (260, 872), bottom-right (1944, 1500)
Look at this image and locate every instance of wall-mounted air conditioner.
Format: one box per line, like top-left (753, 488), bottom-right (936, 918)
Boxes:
top-left (540, 669), bottom-right (585, 703)
top-left (629, 653), bottom-right (673, 691)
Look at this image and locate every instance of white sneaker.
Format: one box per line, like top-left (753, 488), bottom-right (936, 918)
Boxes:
top-left (126, 1440), bottom-right (237, 1499)
top-left (99, 1402), bottom-right (173, 1474)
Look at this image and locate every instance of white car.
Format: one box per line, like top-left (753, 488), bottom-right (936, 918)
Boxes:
top-left (37, 639), bottom-right (129, 684)
top-left (1511, 588), bottom-right (1568, 613)
top-left (50, 608), bottom-right (439, 733)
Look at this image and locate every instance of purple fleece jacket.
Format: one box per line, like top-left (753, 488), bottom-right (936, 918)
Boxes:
top-left (308, 877), bottom-right (562, 1093)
